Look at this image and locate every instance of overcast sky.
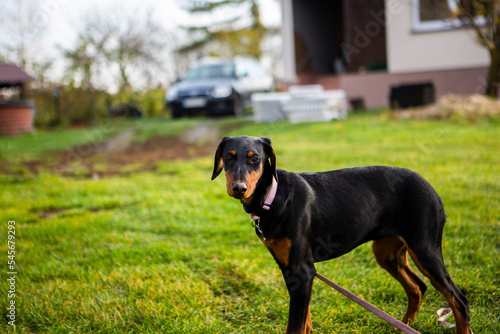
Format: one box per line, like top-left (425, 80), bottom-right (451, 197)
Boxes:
top-left (2, 0), bottom-right (281, 60)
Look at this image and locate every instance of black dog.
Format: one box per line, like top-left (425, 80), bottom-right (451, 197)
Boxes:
top-left (211, 136), bottom-right (471, 334)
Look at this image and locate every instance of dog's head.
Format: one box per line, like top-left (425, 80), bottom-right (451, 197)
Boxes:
top-left (211, 136), bottom-right (276, 203)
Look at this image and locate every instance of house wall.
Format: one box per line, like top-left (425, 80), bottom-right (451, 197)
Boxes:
top-left (386, 0), bottom-right (489, 73)
top-left (299, 67), bottom-right (488, 109)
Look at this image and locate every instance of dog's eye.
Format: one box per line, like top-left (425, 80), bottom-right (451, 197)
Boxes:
top-left (250, 156), bottom-right (259, 164)
top-left (225, 155), bottom-right (234, 162)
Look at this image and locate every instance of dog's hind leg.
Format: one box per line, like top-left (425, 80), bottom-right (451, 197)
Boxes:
top-left (372, 236), bottom-right (427, 324)
top-left (406, 243), bottom-right (471, 334)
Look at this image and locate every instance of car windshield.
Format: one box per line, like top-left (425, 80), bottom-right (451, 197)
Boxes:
top-left (184, 63), bottom-right (235, 81)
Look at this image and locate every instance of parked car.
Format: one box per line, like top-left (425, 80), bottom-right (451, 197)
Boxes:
top-left (166, 56), bottom-right (273, 118)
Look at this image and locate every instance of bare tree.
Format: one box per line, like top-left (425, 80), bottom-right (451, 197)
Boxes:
top-left (63, 7), bottom-right (170, 92)
top-left (457, 0), bottom-right (500, 97)
top-left (103, 9), bottom-right (168, 92)
top-left (63, 26), bottom-right (110, 91)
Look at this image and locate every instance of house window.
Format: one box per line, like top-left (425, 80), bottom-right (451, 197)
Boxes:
top-left (419, 0), bottom-right (450, 22)
top-left (412, 0), bottom-right (484, 32)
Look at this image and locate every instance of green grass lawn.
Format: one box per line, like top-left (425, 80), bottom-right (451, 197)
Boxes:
top-left (0, 112), bottom-right (498, 333)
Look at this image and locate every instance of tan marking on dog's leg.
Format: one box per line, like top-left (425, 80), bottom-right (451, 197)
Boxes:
top-left (266, 238), bottom-right (292, 267)
top-left (372, 236), bottom-right (425, 324)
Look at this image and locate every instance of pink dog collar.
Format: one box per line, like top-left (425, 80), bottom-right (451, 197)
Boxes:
top-left (250, 176), bottom-right (278, 222)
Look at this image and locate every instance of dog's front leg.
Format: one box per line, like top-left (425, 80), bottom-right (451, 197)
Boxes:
top-left (282, 261), bottom-right (316, 334)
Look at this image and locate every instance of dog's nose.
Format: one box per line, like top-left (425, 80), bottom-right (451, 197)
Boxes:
top-left (232, 183), bottom-right (247, 196)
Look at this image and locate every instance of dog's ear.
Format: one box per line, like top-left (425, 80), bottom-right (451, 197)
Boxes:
top-left (211, 136), bottom-right (230, 180)
top-left (261, 137), bottom-right (277, 180)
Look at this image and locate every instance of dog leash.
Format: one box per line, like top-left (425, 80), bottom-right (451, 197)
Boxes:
top-left (315, 272), bottom-right (421, 334)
